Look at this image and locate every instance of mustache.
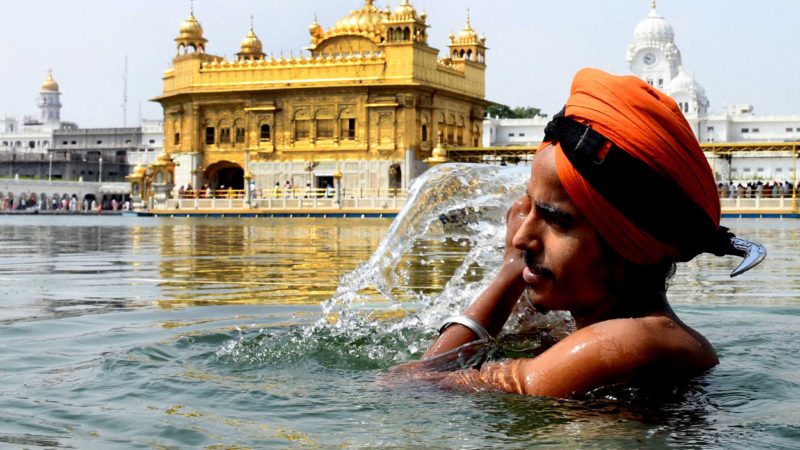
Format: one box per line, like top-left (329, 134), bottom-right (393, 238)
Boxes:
top-left (522, 250), bottom-right (556, 280)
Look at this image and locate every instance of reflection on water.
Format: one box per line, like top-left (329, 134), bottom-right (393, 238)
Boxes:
top-left (0, 216), bottom-right (392, 323)
top-left (154, 218), bottom-right (391, 306)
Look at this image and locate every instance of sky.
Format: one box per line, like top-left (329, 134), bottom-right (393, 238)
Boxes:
top-left (2, 0), bottom-right (798, 127)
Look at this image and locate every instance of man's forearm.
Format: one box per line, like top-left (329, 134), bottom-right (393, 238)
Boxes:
top-left (424, 260), bottom-right (526, 358)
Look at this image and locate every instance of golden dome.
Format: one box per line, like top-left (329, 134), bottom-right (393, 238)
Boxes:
top-left (177, 12), bottom-right (205, 41)
top-left (239, 19), bottom-right (263, 56)
top-left (309, 15), bottom-right (323, 39)
top-left (332, 0), bottom-right (386, 36)
top-left (455, 12), bottom-right (479, 43)
top-left (41, 70), bottom-right (59, 92)
top-left (132, 164), bottom-right (147, 177)
top-left (156, 151), bottom-right (174, 165)
top-left (393, 0), bottom-right (416, 18)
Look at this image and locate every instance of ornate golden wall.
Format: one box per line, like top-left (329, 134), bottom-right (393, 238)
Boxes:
top-left (154, 1), bottom-right (488, 192)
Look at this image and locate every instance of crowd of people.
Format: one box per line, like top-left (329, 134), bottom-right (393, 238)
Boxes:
top-left (718, 180), bottom-right (799, 199)
top-left (0, 193), bottom-right (130, 212)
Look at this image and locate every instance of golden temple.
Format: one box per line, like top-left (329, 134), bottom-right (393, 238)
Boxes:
top-left (149, 0), bottom-right (488, 198)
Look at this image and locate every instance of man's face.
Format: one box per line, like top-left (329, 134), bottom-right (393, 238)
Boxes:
top-left (511, 144), bottom-right (617, 319)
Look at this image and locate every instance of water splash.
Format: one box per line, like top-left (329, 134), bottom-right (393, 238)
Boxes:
top-left (219, 163), bottom-right (573, 367)
top-left (318, 163), bottom-right (528, 331)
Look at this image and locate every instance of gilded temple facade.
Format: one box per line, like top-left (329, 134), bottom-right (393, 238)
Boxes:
top-left (154, 0), bottom-right (488, 196)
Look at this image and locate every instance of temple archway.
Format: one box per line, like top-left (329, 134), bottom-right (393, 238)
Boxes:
top-left (204, 161), bottom-right (244, 190)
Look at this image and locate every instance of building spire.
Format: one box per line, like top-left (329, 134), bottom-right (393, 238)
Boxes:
top-left (190, 0), bottom-right (194, 16)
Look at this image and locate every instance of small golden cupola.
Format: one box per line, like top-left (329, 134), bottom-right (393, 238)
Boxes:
top-left (385, 0), bottom-right (428, 45)
top-left (448, 10), bottom-right (486, 64)
top-left (40, 70), bottom-right (59, 92)
top-left (175, 3), bottom-right (207, 55)
top-left (237, 17), bottom-right (265, 61)
top-left (309, 14), bottom-right (323, 43)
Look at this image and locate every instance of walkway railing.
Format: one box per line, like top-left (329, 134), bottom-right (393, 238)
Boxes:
top-left (165, 187), bottom-right (407, 211)
top-left (720, 197), bottom-right (797, 211)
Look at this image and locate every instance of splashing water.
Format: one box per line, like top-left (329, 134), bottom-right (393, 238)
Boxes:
top-left (218, 163), bottom-right (570, 368)
top-left (322, 163), bottom-right (528, 325)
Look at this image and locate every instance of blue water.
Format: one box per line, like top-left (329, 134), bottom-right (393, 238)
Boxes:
top-left (0, 215), bottom-right (798, 448)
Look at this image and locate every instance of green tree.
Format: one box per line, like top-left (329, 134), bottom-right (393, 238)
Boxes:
top-left (486, 104), bottom-right (547, 119)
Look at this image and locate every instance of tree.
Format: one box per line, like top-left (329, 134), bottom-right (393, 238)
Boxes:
top-left (486, 104), bottom-right (547, 119)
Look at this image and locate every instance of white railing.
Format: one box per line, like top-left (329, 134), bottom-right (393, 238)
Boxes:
top-left (720, 197), bottom-right (797, 211)
top-left (163, 187), bottom-right (407, 211)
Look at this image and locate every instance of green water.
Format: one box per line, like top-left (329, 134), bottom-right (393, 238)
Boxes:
top-left (0, 216), bottom-right (798, 448)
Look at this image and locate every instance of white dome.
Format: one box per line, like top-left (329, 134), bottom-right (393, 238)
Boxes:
top-left (669, 67), bottom-right (704, 95)
top-left (633, 8), bottom-right (674, 44)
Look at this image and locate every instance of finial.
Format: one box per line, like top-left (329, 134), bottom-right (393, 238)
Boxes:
top-left (313, 12), bottom-right (318, 24)
top-left (366, 0), bottom-right (374, 6)
top-left (250, 15), bottom-right (254, 31)
top-left (190, 0), bottom-right (194, 16)
top-left (651, 0), bottom-right (656, 9)
top-left (466, 8), bottom-right (472, 28)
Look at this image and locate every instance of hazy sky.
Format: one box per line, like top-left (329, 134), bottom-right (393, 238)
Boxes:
top-left (2, 0), bottom-right (798, 127)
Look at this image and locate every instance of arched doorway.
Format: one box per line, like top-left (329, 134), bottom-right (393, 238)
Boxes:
top-left (204, 161), bottom-right (244, 190)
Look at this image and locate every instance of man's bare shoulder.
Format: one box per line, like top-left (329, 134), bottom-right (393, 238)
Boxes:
top-left (516, 316), bottom-right (718, 396)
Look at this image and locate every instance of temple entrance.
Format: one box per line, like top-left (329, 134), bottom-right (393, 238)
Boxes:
top-left (204, 161), bottom-right (244, 190)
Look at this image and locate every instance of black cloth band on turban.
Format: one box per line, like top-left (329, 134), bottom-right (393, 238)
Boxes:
top-left (544, 107), bottom-right (739, 262)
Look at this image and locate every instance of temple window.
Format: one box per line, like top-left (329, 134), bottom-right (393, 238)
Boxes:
top-left (421, 124), bottom-right (428, 142)
top-left (341, 118), bottom-right (356, 140)
top-left (174, 132), bottom-right (180, 145)
top-left (205, 127), bottom-right (215, 145)
top-left (260, 124), bottom-right (271, 142)
top-left (235, 127), bottom-right (245, 144)
top-left (219, 128), bottom-right (231, 144)
top-left (295, 120), bottom-right (310, 140)
top-left (317, 119), bottom-right (334, 139)
top-left (403, 27), bottom-right (411, 41)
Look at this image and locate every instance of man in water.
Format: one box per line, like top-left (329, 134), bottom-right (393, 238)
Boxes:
top-left (411, 68), bottom-right (764, 397)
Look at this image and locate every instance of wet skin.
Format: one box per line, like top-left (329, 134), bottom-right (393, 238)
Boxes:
top-left (414, 144), bottom-right (719, 398)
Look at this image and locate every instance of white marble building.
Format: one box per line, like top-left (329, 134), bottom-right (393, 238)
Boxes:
top-left (0, 72), bottom-right (78, 155)
top-left (484, 4), bottom-right (800, 184)
top-left (0, 71), bottom-right (164, 181)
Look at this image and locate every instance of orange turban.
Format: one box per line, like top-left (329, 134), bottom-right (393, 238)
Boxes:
top-left (547, 68), bottom-right (723, 265)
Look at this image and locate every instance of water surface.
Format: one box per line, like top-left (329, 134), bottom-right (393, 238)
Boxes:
top-left (0, 214), bottom-right (798, 448)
